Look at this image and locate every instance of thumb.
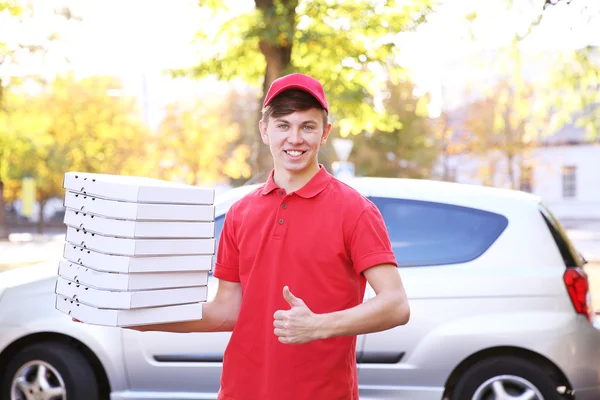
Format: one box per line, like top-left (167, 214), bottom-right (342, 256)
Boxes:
top-left (283, 286), bottom-right (303, 307)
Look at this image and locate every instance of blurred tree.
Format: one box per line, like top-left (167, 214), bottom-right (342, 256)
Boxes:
top-left (1, 74), bottom-right (149, 233)
top-left (547, 46), bottom-right (600, 139)
top-left (0, 0), bottom-right (80, 105)
top-left (536, 0), bottom-right (600, 138)
top-left (0, 0), bottom-right (79, 237)
top-left (0, 0), bottom-right (24, 238)
top-left (453, 0), bottom-right (599, 188)
top-left (0, 0), bottom-right (21, 14)
top-left (349, 74), bottom-right (438, 178)
top-left (429, 110), bottom-right (455, 181)
top-left (458, 47), bottom-right (553, 189)
top-left (506, 0), bottom-right (600, 138)
top-left (0, 92), bottom-right (30, 231)
top-left (150, 91), bottom-right (252, 187)
top-left (172, 0), bottom-right (435, 179)
top-left (543, 0), bottom-right (573, 7)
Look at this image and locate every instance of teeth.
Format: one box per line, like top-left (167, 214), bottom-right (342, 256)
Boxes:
top-left (286, 151), bottom-right (302, 156)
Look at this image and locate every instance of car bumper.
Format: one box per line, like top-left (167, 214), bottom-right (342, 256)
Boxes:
top-left (550, 317), bottom-right (600, 397)
top-left (573, 386), bottom-right (600, 400)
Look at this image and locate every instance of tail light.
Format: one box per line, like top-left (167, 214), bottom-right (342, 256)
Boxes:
top-left (563, 267), bottom-right (593, 322)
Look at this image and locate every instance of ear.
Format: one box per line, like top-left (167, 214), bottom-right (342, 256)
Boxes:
top-left (259, 119), bottom-right (269, 145)
top-left (320, 122), bottom-right (332, 146)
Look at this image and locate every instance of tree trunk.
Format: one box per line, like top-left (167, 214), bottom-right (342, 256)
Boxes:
top-left (0, 78), bottom-right (8, 239)
top-left (0, 181), bottom-right (8, 239)
top-left (37, 198), bottom-right (45, 234)
top-left (0, 79), bottom-right (4, 110)
top-left (251, 0), bottom-right (298, 179)
top-left (484, 159), bottom-right (497, 187)
top-left (502, 97), bottom-right (515, 189)
top-left (440, 115), bottom-right (452, 181)
top-left (506, 153), bottom-right (516, 189)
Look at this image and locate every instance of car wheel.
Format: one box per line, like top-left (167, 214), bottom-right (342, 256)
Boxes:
top-left (1, 341), bottom-right (99, 400)
top-left (452, 356), bottom-right (562, 400)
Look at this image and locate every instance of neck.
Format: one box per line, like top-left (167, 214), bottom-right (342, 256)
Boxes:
top-left (273, 163), bottom-right (320, 193)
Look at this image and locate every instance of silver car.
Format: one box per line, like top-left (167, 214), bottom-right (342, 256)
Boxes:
top-left (1, 177), bottom-right (599, 400)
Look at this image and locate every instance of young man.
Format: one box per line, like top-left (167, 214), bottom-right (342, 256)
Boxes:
top-left (125, 73), bottom-right (410, 399)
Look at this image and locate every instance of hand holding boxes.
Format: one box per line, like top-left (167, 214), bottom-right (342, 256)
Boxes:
top-left (54, 172), bottom-right (216, 327)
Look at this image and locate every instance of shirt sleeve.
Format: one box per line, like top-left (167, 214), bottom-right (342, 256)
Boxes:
top-left (213, 207), bottom-right (241, 282)
top-left (350, 201), bottom-right (398, 274)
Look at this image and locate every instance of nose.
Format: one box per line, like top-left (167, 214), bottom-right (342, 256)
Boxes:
top-left (287, 127), bottom-right (303, 144)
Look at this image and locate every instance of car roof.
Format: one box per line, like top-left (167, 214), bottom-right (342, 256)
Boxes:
top-left (215, 184), bottom-right (263, 216)
top-left (346, 177), bottom-right (542, 213)
top-left (215, 177), bottom-right (542, 217)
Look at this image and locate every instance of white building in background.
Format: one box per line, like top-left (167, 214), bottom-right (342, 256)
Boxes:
top-left (437, 105), bottom-right (600, 222)
top-left (428, 46), bottom-right (600, 223)
top-left (444, 140), bottom-right (600, 222)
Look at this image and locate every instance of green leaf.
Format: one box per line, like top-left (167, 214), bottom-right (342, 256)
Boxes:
top-left (0, 0), bottom-right (22, 16)
top-left (170, 0), bottom-right (434, 141)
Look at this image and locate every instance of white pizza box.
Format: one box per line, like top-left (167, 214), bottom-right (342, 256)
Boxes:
top-left (63, 191), bottom-right (215, 222)
top-left (54, 277), bottom-right (208, 309)
top-left (65, 227), bottom-right (215, 257)
top-left (57, 259), bottom-right (209, 291)
top-left (63, 209), bottom-right (215, 239)
top-left (63, 171), bottom-right (214, 205)
top-left (55, 294), bottom-right (204, 327)
top-left (63, 244), bottom-right (213, 274)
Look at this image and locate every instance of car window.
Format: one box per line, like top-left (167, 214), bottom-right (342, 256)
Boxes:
top-left (209, 214), bottom-right (226, 273)
top-left (538, 203), bottom-right (582, 267)
top-left (214, 213), bottom-right (225, 249)
top-left (369, 197), bottom-right (509, 267)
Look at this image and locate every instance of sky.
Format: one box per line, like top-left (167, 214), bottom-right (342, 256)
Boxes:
top-left (2, 0), bottom-right (598, 122)
top-left (2, 0), bottom-right (204, 78)
top-left (0, 0), bottom-right (254, 127)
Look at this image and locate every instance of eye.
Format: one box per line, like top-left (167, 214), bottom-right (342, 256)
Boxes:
top-left (303, 125), bottom-right (316, 131)
top-left (277, 124), bottom-right (289, 130)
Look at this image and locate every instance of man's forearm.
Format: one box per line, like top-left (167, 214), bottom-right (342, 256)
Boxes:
top-left (126, 300), bottom-right (236, 333)
top-left (317, 292), bottom-right (409, 339)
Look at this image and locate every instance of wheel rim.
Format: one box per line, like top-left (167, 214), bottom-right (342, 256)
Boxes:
top-left (10, 360), bottom-right (67, 400)
top-left (473, 374), bottom-right (544, 400)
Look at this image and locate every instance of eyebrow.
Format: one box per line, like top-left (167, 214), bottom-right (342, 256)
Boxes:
top-left (274, 118), bottom-right (319, 125)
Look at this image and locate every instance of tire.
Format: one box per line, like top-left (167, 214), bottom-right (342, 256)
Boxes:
top-left (1, 341), bottom-right (99, 400)
top-left (452, 356), bottom-right (562, 400)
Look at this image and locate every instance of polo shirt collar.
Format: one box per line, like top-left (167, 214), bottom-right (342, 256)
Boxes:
top-left (261, 164), bottom-right (332, 198)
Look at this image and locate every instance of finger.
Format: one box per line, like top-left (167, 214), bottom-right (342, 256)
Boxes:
top-left (273, 328), bottom-right (287, 337)
top-left (278, 336), bottom-right (293, 344)
top-left (273, 310), bottom-right (287, 320)
top-left (283, 286), bottom-right (302, 307)
top-left (273, 320), bottom-right (286, 329)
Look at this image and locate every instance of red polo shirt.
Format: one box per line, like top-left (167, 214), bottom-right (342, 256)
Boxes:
top-left (213, 166), bottom-right (397, 400)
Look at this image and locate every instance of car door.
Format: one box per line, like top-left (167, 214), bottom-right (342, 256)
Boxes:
top-left (122, 212), bottom-right (367, 396)
top-left (122, 214), bottom-right (229, 395)
top-left (121, 276), bottom-right (229, 395)
top-left (358, 196), bottom-right (509, 396)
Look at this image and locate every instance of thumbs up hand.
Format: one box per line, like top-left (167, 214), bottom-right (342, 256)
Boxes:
top-left (273, 286), bottom-right (322, 345)
top-left (282, 285), bottom-right (305, 308)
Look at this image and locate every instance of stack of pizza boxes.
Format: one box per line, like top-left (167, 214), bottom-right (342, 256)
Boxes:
top-left (54, 172), bottom-right (215, 327)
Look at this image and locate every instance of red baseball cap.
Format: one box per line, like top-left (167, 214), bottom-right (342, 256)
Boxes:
top-left (263, 73), bottom-right (329, 113)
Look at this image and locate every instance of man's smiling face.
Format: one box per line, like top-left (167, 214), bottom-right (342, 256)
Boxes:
top-left (260, 108), bottom-right (332, 176)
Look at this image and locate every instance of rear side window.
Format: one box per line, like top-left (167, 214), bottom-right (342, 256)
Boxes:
top-left (214, 214), bottom-right (225, 247)
top-left (369, 197), bottom-right (509, 267)
top-left (539, 203), bottom-right (582, 267)
top-left (210, 214), bottom-right (226, 273)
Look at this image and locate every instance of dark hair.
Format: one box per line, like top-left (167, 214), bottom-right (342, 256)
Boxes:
top-left (261, 89), bottom-right (329, 127)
